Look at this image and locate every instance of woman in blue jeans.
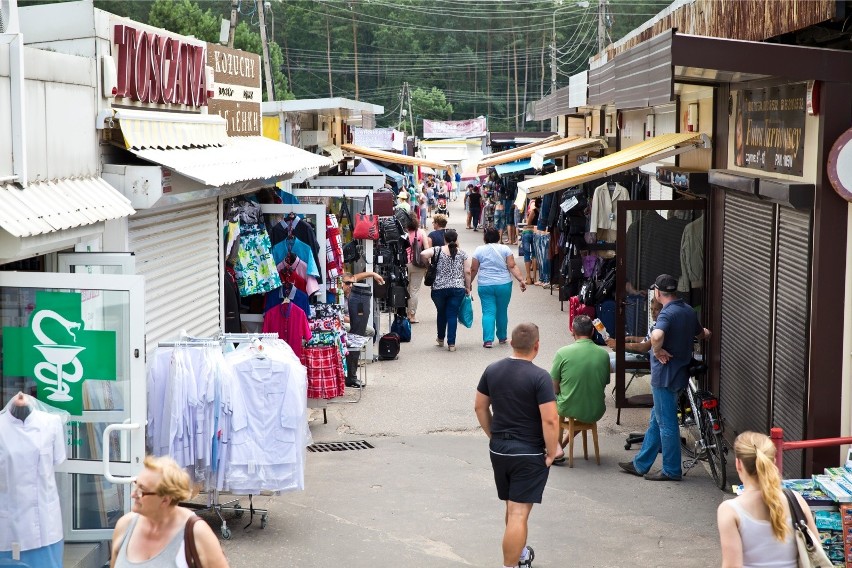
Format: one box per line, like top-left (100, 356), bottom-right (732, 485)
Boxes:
top-left (471, 228), bottom-right (527, 348)
top-left (420, 229), bottom-right (471, 352)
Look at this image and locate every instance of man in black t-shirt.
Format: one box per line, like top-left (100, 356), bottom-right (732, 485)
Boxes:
top-left (475, 323), bottom-right (560, 568)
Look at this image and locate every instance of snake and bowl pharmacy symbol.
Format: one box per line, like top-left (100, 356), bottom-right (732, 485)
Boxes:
top-left (3, 291), bottom-right (117, 415)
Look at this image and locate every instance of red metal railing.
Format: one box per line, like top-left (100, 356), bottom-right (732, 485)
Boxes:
top-left (770, 427), bottom-right (852, 472)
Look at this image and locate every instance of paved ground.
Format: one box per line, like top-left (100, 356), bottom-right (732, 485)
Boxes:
top-left (215, 197), bottom-right (736, 567)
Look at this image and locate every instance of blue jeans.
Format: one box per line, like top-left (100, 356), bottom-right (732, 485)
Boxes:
top-left (478, 282), bottom-right (512, 343)
top-left (519, 231), bottom-right (535, 262)
top-left (533, 232), bottom-right (551, 283)
top-left (431, 287), bottom-right (466, 345)
top-left (633, 386), bottom-right (682, 479)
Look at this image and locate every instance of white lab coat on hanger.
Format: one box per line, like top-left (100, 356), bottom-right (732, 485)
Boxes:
top-left (0, 409), bottom-right (66, 552)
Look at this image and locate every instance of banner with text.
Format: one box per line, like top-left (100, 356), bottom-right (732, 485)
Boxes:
top-left (423, 117), bottom-right (487, 139)
top-left (207, 44), bottom-right (261, 136)
top-left (734, 83), bottom-right (806, 176)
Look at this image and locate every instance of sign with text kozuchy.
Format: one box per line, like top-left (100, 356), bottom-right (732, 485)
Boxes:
top-left (207, 44), bottom-right (261, 136)
top-left (734, 83), bottom-right (807, 176)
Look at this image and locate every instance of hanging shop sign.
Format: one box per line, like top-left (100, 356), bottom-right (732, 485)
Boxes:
top-left (827, 127), bottom-right (852, 203)
top-left (113, 23), bottom-right (209, 108)
top-left (207, 43), bottom-right (261, 136)
top-left (2, 292), bottom-right (117, 415)
top-left (423, 117), bottom-right (487, 139)
top-left (734, 83), bottom-right (807, 176)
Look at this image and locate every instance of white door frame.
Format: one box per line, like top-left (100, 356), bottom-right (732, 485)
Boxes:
top-left (0, 271), bottom-right (146, 541)
top-left (58, 252), bottom-right (136, 275)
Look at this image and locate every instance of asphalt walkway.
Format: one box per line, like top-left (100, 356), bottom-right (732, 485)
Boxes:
top-left (216, 196), bottom-right (733, 567)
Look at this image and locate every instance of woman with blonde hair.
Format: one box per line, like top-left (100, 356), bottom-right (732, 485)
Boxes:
top-left (111, 456), bottom-right (229, 567)
top-left (717, 431), bottom-right (818, 568)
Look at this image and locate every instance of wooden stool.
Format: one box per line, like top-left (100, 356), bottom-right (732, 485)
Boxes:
top-left (559, 417), bottom-right (600, 468)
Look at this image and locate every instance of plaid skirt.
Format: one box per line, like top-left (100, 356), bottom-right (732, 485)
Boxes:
top-left (302, 345), bottom-right (345, 399)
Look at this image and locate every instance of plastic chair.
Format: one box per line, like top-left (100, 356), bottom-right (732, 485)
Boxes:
top-left (559, 417), bottom-right (600, 468)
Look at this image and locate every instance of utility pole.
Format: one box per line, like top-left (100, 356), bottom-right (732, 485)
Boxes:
top-left (598, 0), bottom-right (607, 53)
top-left (551, 11), bottom-right (557, 95)
top-left (227, 0), bottom-right (238, 47)
top-left (256, 0), bottom-right (275, 102)
top-left (351, 3), bottom-right (359, 99)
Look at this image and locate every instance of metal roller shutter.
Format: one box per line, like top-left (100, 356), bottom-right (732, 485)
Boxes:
top-left (771, 208), bottom-right (812, 477)
top-left (719, 193), bottom-right (775, 437)
top-left (129, 201), bottom-right (220, 354)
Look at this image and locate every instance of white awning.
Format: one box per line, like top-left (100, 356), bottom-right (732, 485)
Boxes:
top-left (109, 108), bottom-right (230, 150)
top-left (0, 177), bottom-right (135, 237)
top-left (129, 136), bottom-right (334, 187)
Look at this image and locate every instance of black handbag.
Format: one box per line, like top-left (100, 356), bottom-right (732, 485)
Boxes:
top-left (340, 201), bottom-right (361, 263)
top-left (423, 248), bottom-right (441, 287)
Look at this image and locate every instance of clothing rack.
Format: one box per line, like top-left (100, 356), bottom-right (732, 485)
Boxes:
top-left (156, 332), bottom-right (276, 539)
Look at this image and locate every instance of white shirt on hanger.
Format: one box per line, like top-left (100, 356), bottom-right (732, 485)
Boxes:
top-left (0, 409), bottom-right (66, 552)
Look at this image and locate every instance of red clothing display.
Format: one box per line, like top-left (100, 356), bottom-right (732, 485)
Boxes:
top-left (262, 302), bottom-right (312, 360)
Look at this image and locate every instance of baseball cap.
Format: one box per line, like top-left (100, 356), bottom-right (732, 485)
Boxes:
top-left (652, 274), bottom-right (678, 292)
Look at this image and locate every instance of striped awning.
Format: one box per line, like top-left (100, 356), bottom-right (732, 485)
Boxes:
top-left (109, 108), bottom-right (229, 150)
top-left (530, 138), bottom-right (608, 170)
top-left (519, 132), bottom-right (710, 197)
top-left (340, 143), bottom-right (448, 169)
top-left (0, 177), bottom-right (135, 238)
top-left (129, 136), bottom-right (334, 187)
top-left (478, 136), bottom-right (576, 169)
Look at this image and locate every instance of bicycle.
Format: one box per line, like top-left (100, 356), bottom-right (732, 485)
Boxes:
top-left (679, 361), bottom-right (728, 490)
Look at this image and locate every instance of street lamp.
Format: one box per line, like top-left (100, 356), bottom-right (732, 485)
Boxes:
top-left (551, 1), bottom-right (591, 95)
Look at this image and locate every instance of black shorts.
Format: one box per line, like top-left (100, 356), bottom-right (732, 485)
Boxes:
top-left (489, 438), bottom-right (550, 504)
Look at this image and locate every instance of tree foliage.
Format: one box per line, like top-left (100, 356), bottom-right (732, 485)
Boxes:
top-left (410, 87), bottom-right (452, 137)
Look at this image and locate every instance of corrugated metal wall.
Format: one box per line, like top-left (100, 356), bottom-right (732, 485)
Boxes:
top-left (128, 201), bottom-right (220, 354)
top-left (720, 193), bottom-right (774, 436)
top-left (771, 207), bottom-right (812, 477)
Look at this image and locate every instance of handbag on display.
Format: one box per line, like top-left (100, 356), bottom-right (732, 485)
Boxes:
top-left (340, 200), bottom-right (362, 263)
top-left (423, 248), bottom-right (441, 287)
top-left (353, 199), bottom-right (380, 240)
top-left (458, 294), bottom-right (473, 328)
top-left (379, 217), bottom-right (403, 242)
top-left (783, 489), bottom-right (833, 568)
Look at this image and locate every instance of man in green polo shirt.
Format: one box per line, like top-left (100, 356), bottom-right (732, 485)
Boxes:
top-left (550, 315), bottom-right (612, 425)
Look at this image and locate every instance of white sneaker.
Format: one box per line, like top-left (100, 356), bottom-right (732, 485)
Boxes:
top-left (518, 545), bottom-right (534, 567)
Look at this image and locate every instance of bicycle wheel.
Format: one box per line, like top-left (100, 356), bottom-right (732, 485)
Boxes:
top-left (703, 412), bottom-right (727, 490)
top-left (679, 407), bottom-right (701, 458)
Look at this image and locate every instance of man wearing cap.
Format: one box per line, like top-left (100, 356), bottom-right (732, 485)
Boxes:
top-left (619, 274), bottom-right (710, 481)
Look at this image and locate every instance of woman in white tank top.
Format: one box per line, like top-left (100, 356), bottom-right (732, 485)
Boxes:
top-left (717, 431), bottom-right (818, 568)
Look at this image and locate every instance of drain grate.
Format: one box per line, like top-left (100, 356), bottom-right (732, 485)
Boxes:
top-left (307, 440), bottom-right (374, 453)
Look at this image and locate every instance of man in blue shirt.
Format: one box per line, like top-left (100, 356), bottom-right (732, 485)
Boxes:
top-left (619, 274), bottom-right (710, 481)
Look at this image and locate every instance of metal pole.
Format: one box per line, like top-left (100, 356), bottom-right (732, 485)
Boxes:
top-left (227, 0), bottom-right (238, 48)
top-left (551, 12), bottom-right (557, 95)
top-left (257, 0), bottom-right (275, 102)
top-left (770, 427), bottom-right (784, 472)
top-left (598, 0), bottom-right (607, 53)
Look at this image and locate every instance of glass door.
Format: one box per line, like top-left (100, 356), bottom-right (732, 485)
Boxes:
top-left (58, 252), bottom-right (135, 275)
top-left (613, 199), bottom-right (707, 414)
top-left (0, 271), bottom-right (146, 541)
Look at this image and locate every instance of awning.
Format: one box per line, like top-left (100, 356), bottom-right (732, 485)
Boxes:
top-left (479, 136), bottom-right (576, 169)
top-left (0, 177), bottom-right (135, 237)
top-left (340, 143), bottom-right (448, 169)
top-left (321, 144), bottom-right (344, 163)
top-left (109, 108), bottom-right (230, 150)
top-left (353, 158), bottom-right (404, 186)
top-left (461, 167), bottom-right (487, 181)
top-left (420, 166), bottom-right (436, 175)
top-left (129, 136), bottom-right (334, 187)
top-left (530, 138), bottom-right (608, 170)
top-left (519, 132), bottom-right (711, 198)
top-left (494, 159), bottom-right (553, 176)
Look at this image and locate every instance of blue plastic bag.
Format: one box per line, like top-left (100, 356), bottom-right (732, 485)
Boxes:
top-left (391, 315), bottom-right (412, 342)
top-left (458, 294), bottom-right (473, 328)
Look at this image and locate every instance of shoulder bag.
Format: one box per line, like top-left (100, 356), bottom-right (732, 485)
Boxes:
top-left (783, 489), bottom-right (833, 568)
top-left (423, 247), bottom-right (441, 287)
top-left (340, 200), bottom-right (362, 263)
top-left (184, 516), bottom-right (207, 568)
top-left (353, 198), bottom-right (380, 241)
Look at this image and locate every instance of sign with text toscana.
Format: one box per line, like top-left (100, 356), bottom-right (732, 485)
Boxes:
top-left (112, 20), bottom-right (209, 109)
top-left (3, 292), bottom-right (116, 415)
top-left (734, 83), bottom-right (807, 176)
top-left (207, 43), bottom-right (261, 136)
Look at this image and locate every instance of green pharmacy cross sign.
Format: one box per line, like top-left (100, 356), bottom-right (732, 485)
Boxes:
top-left (3, 291), bottom-right (117, 415)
